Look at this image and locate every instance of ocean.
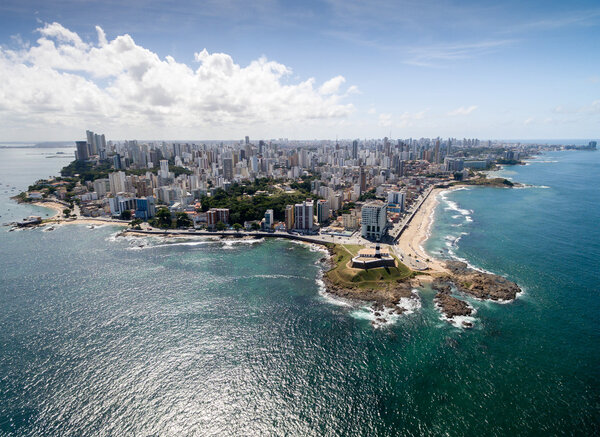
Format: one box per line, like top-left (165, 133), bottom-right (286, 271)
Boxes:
top-left (0, 148), bottom-right (598, 435)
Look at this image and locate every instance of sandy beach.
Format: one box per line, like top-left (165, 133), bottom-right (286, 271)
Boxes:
top-left (32, 201), bottom-right (128, 227)
top-left (396, 188), bottom-right (448, 275)
top-left (32, 201), bottom-right (66, 218)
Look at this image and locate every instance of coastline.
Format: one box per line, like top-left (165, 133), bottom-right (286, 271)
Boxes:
top-left (30, 201), bottom-right (128, 227)
top-left (396, 187), bottom-right (449, 277)
top-left (31, 201), bottom-right (66, 218)
top-left (394, 186), bottom-right (522, 327)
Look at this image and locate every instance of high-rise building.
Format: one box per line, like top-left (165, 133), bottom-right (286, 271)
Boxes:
top-left (359, 167), bottom-right (367, 194)
top-left (159, 159), bottom-right (169, 179)
top-left (264, 209), bottom-right (274, 229)
top-left (245, 136), bottom-right (250, 145)
top-left (112, 154), bottom-right (122, 170)
top-left (223, 157), bottom-right (233, 181)
top-left (316, 199), bottom-right (330, 224)
top-left (108, 171), bottom-right (127, 194)
top-left (352, 140), bottom-right (358, 160)
top-left (434, 139), bottom-right (440, 164)
top-left (134, 197), bottom-right (156, 220)
top-left (294, 200), bottom-right (314, 231)
top-left (361, 201), bottom-right (388, 241)
top-left (75, 141), bottom-right (89, 161)
top-left (285, 205), bottom-right (294, 230)
top-left (92, 178), bottom-right (110, 197)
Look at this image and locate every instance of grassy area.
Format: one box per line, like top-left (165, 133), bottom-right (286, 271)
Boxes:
top-left (326, 244), bottom-right (413, 289)
top-left (342, 244), bottom-right (364, 257)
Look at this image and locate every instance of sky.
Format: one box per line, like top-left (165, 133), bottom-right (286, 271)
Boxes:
top-left (0, 0), bottom-right (598, 142)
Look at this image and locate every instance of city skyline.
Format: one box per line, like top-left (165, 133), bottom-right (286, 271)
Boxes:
top-left (0, 0), bottom-right (598, 141)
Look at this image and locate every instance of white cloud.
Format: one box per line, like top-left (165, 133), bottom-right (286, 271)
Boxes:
top-left (367, 107), bottom-right (376, 114)
top-left (0, 22), bottom-right (356, 138)
top-left (447, 105), bottom-right (478, 116)
top-left (405, 40), bottom-right (515, 67)
top-left (524, 117), bottom-right (534, 125)
top-left (319, 75), bottom-right (345, 94)
top-left (378, 113), bottom-right (392, 127)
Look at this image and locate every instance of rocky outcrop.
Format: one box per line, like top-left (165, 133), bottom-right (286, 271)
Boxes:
top-left (431, 261), bottom-right (521, 328)
top-left (443, 261), bottom-right (521, 301)
top-left (434, 292), bottom-right (472, 318)
top-left (323, 275), bottom-right (416, 307)
top-left (322, 274), bottom-right (421, 326)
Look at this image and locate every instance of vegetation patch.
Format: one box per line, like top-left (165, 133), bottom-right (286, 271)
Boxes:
top-left (325, 245), bottom-right (413, 289)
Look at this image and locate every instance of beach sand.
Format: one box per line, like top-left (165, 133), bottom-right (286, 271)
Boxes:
top-left (32, 202), bottom-right (128, 227)
top-left (32, 201), bottom-right (66, 218)
top-left (396, 188), bottom-right (447, 276)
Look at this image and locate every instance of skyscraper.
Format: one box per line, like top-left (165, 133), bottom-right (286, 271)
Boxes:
top-left (317, 199), bottom-right (330, 224)
top-left (285, 205), bottom-right (294, 230)
top-left (352, 140), bottom-right (358, 160)
top-left (75, 141), bottom-right (89, 161)
top-left (223, 157), bottom-right (233, 181)
top-left (359, 167), bottom-right (366, 194)
top-left (159, 159), bottom-right (169, 179)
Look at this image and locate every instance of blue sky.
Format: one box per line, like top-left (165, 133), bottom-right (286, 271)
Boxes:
top-left (0, 0), bottom-right (598, 141)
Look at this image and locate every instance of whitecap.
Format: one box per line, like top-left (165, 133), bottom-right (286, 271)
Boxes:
top-left (434, 300), bottom-right (477, 329)
top-left (349, 293), bottom-right (421, 328)
top-left (252, 274), bottom-right (307, 280)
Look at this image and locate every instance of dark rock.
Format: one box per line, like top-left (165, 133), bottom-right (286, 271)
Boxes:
top-left (442, 261), bottom-right (521, 301)
top-left (435, 292), bottom-right (472, 318)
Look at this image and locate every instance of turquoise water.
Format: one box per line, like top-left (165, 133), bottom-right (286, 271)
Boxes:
top-left (0, 149), bottom-right (598, 435)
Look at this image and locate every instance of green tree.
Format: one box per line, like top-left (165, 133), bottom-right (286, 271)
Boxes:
top-left (155, 207), bottom-right (172, 228)
top-left (176, 212), bottom-right (193, 228)
top-left (120, 210), bottom-right (132, 220)
top-left (216, 221), bottom-right (227, 231)
top-left (232, 223), bottom-right (243, 231)
top-left (250, 222), bottom-right (260, 231)
top-left (63, 208), bottom-right (71, 217)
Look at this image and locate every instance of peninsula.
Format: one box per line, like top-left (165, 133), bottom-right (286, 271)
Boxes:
top-left (9, 130), bottom-right (552, 327)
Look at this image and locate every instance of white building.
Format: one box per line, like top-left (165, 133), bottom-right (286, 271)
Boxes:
top-left (109, 171), bottom-right (126, 195)
top-left (264, 209), bottom-right (274, 229)
top-left (294, 200), bottom-right (314, 231)
top-left (93, 178), bottom-right (110, 197)
top-left (159, 159), bottom-right (169, 179)
top-left (361, 201), bottom-right (388, 241)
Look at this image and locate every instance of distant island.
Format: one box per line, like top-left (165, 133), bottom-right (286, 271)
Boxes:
top-left (0, 141), bottom-right (75, 149)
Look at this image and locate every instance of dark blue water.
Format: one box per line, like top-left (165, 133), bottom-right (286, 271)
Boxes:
top-left (0, 149), bottom-right (598, 435)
